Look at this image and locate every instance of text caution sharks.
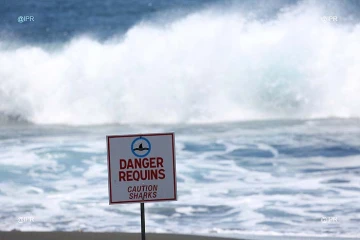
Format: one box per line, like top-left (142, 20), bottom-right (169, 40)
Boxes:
top-left (107, 133), bottom-right (177, 204)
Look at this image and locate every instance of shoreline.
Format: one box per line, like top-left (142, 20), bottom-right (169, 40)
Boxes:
top-left (0, 231), bottom-right (243, 240)
top-left (1, 231), bottom-right (359, 240)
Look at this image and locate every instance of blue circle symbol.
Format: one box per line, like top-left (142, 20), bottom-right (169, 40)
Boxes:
top-left (131, 137), bottom-right (151, 157)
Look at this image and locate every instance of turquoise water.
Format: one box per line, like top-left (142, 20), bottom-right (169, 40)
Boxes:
top-left (0, 119), bottom-right (359, 238)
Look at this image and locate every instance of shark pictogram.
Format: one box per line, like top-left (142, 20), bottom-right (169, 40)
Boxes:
top-left (133, 143), bottom-right (149, 152)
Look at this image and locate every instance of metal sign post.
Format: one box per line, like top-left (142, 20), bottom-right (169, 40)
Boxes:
top-left (140, 202), bottom-right (146, 240)
top-left (106, 132), bottom-right (177, 240)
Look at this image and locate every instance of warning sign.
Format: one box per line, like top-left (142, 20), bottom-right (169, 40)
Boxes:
top-left (107, 132), bottom-right (177, 204)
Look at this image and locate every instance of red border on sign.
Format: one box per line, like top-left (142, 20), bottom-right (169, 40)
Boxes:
top-left (106, 132), bottom-right (177, 204)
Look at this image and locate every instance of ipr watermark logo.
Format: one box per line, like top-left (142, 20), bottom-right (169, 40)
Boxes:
top-left (17, 216), bottom-right (35, 223)
top-left (321, 16), bottom-right (338, 22)
top-left (17, 16), bottom-right (34, 23)
top-left (321, 216), bottom-right (338, 223)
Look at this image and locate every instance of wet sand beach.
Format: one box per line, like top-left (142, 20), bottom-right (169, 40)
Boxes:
top-left (0, 231), bottom-right (242, 240)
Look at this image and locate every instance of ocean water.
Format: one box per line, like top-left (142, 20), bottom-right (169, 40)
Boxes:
top-left (1, 0), bottom-right (360, 239)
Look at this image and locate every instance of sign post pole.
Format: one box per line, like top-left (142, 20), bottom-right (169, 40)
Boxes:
top-left (140, 202), bottom-right (146, 240)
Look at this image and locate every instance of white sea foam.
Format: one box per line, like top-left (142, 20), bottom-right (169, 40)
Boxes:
top-left (0, 121), bottom-right (359, 236)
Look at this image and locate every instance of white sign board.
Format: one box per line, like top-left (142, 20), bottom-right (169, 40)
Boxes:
top-left (107, 132), bottom-right (177, 204)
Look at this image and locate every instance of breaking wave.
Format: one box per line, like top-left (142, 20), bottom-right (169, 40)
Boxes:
top-left (0, 1), bottom-right (360, 125)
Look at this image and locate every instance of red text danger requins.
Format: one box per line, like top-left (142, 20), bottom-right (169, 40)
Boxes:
top-left (119, 157), bottom-right (165, 182)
